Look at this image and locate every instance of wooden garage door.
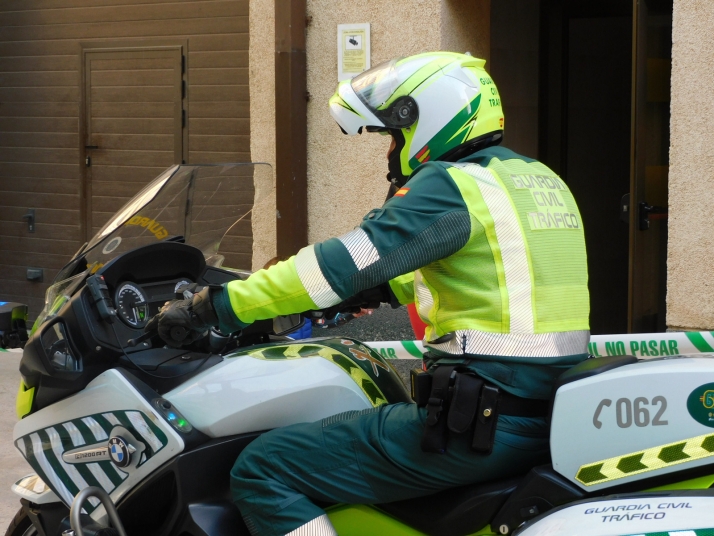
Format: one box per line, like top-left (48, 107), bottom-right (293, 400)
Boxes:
top-left (83, 46), bottom-right (184, 240)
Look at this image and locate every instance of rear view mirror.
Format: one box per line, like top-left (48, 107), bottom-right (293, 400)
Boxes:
top-left (272, 314), bottom-right (306, 336)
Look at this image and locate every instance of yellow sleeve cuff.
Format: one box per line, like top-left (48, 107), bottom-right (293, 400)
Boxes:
top-left (389, 272), bottom-right (415, 305)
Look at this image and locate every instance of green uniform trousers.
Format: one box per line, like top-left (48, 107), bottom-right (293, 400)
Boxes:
top-left (230, 402), bottom-right (550, 536)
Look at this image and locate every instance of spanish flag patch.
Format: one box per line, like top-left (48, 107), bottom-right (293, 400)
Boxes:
top-left (394, 187), bottom-right (410, 197)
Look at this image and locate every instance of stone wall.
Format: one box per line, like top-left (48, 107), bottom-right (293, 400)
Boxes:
top-left (248, 0), bottom-right (277, 270)
top-left (667, 0), bottom-right (714, 330)
top-left (249, 0), bottom-right (491, 263)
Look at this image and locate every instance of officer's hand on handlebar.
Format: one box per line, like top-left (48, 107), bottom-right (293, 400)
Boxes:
top-left (145, 286), bottom-right (220, 348)
top-left (318, 283), bottom-right (399, 320)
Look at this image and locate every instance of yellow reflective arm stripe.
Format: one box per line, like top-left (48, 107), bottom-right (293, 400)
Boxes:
top-left (576, 432), bottom-right (714, 486)
top-left (16, 381), bottom-right (34, 419)
top-left (224, 257), bottom-right (318, 325)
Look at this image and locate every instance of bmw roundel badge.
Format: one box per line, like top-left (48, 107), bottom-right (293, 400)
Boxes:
top-left (108, 437), bottom-right (132, 468)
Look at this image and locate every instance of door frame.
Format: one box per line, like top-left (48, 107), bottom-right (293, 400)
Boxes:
top-left (627, 0), bottom-right (645, 332)
top-left (627, 0), bottom-right (672, 332)
top-left (78, 40), bottom-right (188, 243)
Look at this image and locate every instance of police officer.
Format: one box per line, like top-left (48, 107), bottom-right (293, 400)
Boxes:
top-left (152, 52), bottom-right (590, 535)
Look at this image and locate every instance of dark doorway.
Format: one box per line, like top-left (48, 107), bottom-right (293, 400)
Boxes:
top-left (491, 0), bottom-right (672, 335)
top-left (540, 1), bottom-right (633, 336)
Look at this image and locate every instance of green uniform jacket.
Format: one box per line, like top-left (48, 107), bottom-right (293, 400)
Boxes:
top-left (214, 146), bottom-right (590, 398)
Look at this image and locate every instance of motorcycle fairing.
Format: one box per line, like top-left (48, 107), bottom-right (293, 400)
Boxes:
top-left (327, 504), bottom-right (428, 535)
top-left (164, 339), bottom-right (411, 438)
top-left (236, 340), bottom-right (390, 406)
top-left (551, 357), bottom-right (714, 492)
top-left (13, 369), bottom-right (184, 520)
top-left (513, 491), bottom-right (714, 536)
top-left (236, 337), bottom-right (412, 406)
top-left (11, 473), bottom-right (59, 505)
top-left (317, 338), bottom-right (413, 405)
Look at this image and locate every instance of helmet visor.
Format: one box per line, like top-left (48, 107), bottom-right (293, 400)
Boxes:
top-left (351, 59), bottom-right (400, 110)
top-left (350, 57), bottom-right (432, 129)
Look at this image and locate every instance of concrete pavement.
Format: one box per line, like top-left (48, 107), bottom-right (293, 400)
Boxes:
top-left (0, 349), bottom-right (32, 531)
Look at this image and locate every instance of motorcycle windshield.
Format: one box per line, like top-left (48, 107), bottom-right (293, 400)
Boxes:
top-left (82, 163), bottom-right (272, 270)
top-left (32, 163), bottom-right (272, 333)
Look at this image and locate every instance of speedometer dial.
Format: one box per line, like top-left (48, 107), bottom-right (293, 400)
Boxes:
top-left (115, 282), bottom-right (149, 329)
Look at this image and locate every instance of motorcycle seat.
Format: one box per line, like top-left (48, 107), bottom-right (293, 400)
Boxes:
top-left (376, 476), bottom-right (521, 536)
top-left (553, 354), bottom-right (637, 392)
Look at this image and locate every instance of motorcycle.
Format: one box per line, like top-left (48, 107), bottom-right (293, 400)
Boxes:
top-left (0, 302), bottom-right (28, 350)
top-left (7, 163), bottom-right (714, 536)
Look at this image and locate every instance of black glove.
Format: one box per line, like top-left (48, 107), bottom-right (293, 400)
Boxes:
top-left (314, 283), bottom-right (400, 321)
top-left (145, 286), bottom-right (220, 348)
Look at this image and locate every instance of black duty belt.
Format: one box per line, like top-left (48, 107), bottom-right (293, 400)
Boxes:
top-left (410, 365), bottom-right (548, 455)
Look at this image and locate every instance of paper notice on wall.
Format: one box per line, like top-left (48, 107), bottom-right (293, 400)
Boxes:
top-left (338, 23), bottom-right (370, 81)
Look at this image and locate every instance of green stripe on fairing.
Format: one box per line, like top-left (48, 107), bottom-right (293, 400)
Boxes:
top-left (686, 331), bottom-right (714, 352)
top-left (35, 429), bottom-right (80, 497)
top-left (72, 418), bottom-right (98, 445)
top-left (53, 425), bottom-right (106, 496)
top-left (401, 340), bottom-right (424, 358)
top-left (113, 411), bottom-right (168, 457)
top-left (93, 413), bottom-right (115, 434)
top-left (100, 460), bottom-right (127, 486)
top-left (22, 435), bottom-right (58, 502)
top-left (17, 410), bottom-right (163, 513)
top-left (139, 411), bottom-right (168, 446)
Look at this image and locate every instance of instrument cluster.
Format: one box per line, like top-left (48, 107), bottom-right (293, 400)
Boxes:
top-left (113, 278), bottom-right (192, 329)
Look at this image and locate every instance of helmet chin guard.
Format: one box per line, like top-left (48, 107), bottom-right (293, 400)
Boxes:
top-left (387, 129), bottom-right (409, 187)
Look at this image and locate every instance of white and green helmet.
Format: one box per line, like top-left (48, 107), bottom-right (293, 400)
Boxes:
top-left (329, 51), bottom-right (505, 184)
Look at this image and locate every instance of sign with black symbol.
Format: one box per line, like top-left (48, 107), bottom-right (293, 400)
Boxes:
top-left (338, 23), bottom-right (371, 81)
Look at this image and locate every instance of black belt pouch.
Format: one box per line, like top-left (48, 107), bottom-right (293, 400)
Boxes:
top-left (472, 384), bottom-right (500, 454)
top-left (447, 374), bottom-right (483, 434)
top-left (410, 368), bottom-right (432, 407)
top-left (420, 366), bottom-right (456, 454)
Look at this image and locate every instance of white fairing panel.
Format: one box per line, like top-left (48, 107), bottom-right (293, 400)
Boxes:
top-left (11, 473), bottom-right (60, 504)
top-left (165, 354), bottom-right (373, 438)
top-left (514, 495), bottom-right (714, 536)
top-left (551, 357), bottom-right (714, 492)
top-left (13, 370), bottom-right (184, 523)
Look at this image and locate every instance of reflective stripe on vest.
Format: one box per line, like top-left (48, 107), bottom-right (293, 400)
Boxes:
top-left (450, 162), bottom-right (534, 333)
top-left (426, 329), bottom-right (590, 358)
